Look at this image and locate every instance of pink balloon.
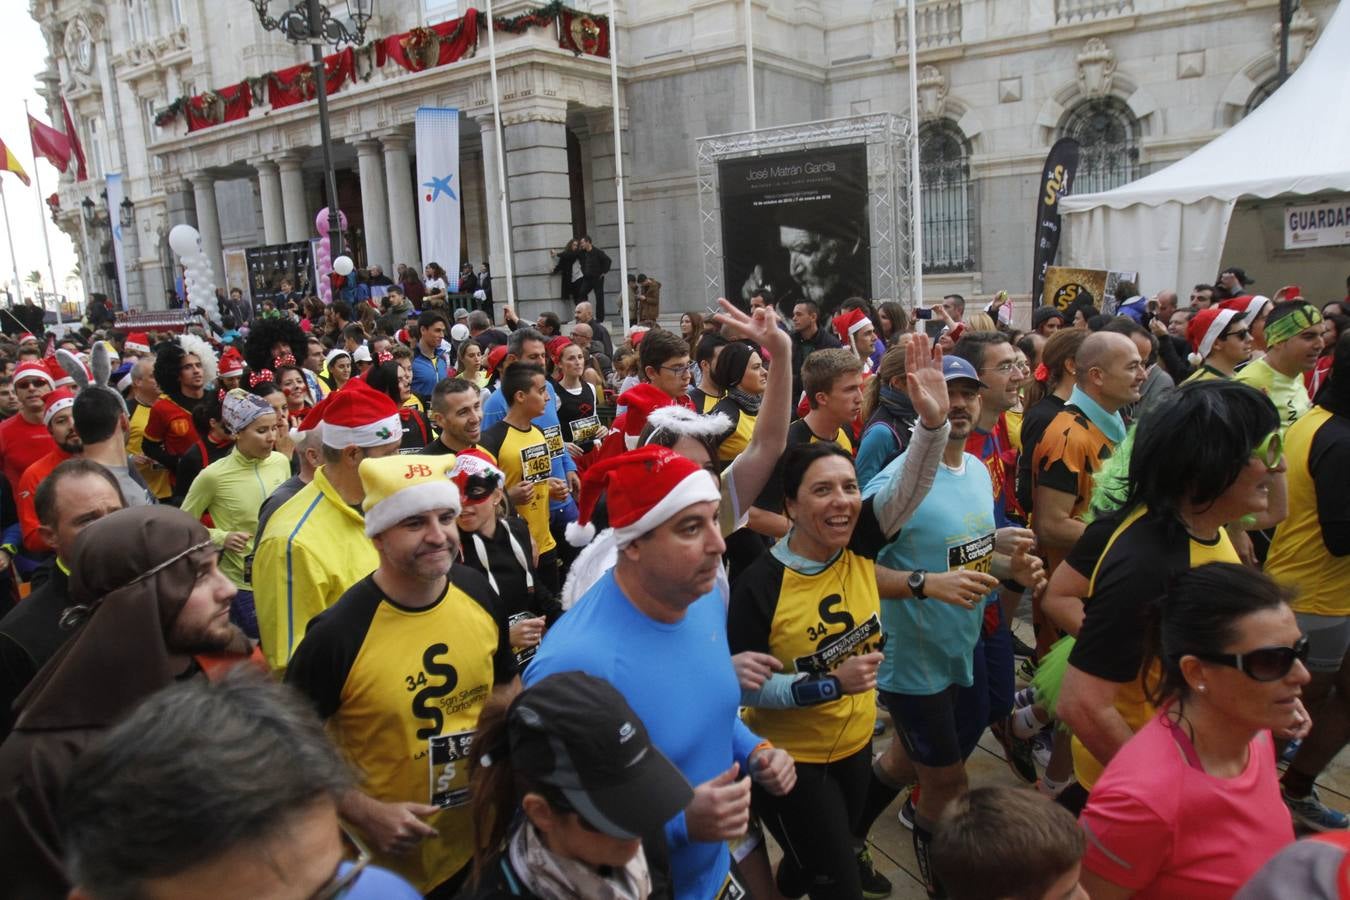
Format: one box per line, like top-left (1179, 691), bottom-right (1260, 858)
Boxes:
top-left (314, 207), bottom-right (349, 237)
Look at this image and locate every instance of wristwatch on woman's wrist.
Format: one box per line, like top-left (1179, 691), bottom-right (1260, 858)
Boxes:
top-left (907, 569), bottom-right (928, 599)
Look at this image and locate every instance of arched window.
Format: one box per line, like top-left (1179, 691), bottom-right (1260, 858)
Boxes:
top-left (1060, 97), bottom-right (1139, 194)
top-left (919, 120), bottom-right (976, 273)
top-left (1245, 76), bottom-right (1281, 117)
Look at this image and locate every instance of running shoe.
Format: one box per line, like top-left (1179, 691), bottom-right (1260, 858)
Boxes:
top-left (1011, 632), bottom-right (1037, 660)
top-left (1031, 729), bottom-right (1053, 769)
top-left (898, 786), bottom-right (919, 831)
top-left (991, 718), bottom-right (1038, 784)
top-left (873, 718), bottom-right (886, 737)
top-left (1013, 685), bottom-right (1037, 710)
top-left (1280, 738), bottom-right (1302, 766)
top-left (1284, 787), bottom-right (1350, 832)
top-left (856, 846), bottom-right (893, 899)
top-left (1017, 657), bottom-right (1039, 683)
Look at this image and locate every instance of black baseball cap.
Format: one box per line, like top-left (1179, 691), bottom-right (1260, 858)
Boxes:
top-left (507, 672), bottom-right (693, 839)
top-left (1220, 266), bottom-right (1255, 286)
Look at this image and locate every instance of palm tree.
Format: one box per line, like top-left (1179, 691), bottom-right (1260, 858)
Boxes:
top-left (25, 270), bottom-right (42, 292)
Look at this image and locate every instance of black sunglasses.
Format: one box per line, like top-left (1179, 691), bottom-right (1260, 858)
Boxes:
top-left (1190, 635), bottom-right (1309, 682)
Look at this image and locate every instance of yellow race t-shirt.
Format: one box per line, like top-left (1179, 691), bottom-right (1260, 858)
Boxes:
top-left (1266, 406), bottom-right (1350, 616)
top-left (285, 568), bottom-right (515, 893)
top-left (481, 420), bottom-right (557, 555)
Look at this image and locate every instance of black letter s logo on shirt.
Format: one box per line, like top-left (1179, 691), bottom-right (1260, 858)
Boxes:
top-left (412, 643), bottom-right (459, 739)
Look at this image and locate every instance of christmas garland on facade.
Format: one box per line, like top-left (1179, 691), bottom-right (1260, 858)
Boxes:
top-left (153, 3), bottom-right (606, 130)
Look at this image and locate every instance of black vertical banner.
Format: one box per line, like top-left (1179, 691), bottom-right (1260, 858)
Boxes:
top-left (1031, 138), bottom-right (1080, 307)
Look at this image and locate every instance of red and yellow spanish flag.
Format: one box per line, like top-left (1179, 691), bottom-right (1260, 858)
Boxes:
top-left (0, 138), bottom-right (29, 186)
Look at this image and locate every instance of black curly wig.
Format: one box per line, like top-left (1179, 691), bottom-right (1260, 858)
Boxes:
top-left (152, 340), bottom-right (186, 397)
top-left (244, 317), bottom-right (309, 374)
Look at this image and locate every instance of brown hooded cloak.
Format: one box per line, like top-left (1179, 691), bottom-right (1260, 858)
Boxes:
top-left (0, 505), bottom-right (238, 899)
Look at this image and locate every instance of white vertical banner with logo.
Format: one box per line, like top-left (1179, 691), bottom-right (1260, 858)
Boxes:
top-left (415, 107), bottom-right (462, 292)
top-left (105, 172), bottom-right (130, 310)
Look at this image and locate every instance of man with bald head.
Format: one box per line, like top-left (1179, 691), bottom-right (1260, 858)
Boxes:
top-left (1031, 331), bottom-right (1145, 574)
top-left (569, 320), bottom-right (613, 382)
top-left (572, 300), bottom-right (613, 357)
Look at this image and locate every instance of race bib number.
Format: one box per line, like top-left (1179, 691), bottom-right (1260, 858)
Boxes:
top-left (508, 610), bottom-right (539, 668)
top-left (948, 533), bottom-right (994, 574)
top-left (793, 613), bottom-right (883, 676)
top-left (520, 443), bottom-right (551, 483)
top-left (714, 871), bottom-right (748, 900)
top-left (569, 415), bottom-right (603, 444)
top-left (542, 424), bottom-right (565, 458)
top-left (429, 729), bottom-right (476, 809)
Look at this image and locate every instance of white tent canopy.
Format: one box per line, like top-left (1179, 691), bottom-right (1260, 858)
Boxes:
top-left (1060, 0), bottom-right (1350, 294)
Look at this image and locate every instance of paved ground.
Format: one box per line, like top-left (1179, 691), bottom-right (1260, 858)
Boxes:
top-left (759, 617), bottom-right (1350, 899)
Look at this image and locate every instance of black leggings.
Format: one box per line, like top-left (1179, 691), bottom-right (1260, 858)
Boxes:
top-left (753, 745), bottom-right (871, 900)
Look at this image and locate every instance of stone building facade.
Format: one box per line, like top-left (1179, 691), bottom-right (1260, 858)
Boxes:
top-left (30, 0), bottom-right (1333, 318)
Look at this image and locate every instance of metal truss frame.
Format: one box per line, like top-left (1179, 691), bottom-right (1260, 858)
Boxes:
top-left (695, 113), bottom-right (915, 308)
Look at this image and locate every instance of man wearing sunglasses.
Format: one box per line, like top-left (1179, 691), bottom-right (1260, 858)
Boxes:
top-left (1266, 330), bottom-right (1350, 831)
top-left (1183, 307), bottom-right (1252, 383)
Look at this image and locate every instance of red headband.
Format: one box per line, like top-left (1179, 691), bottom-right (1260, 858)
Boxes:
top-left (249, 368), bottom-right (275, 387)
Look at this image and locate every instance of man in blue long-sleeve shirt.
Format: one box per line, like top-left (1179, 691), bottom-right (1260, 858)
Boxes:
top-left (525, 446), bottom-right (796, 900)
top-left (410, 310), bottom-right (451, 405)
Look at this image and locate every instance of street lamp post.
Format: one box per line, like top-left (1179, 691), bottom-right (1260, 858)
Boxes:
top-left (250, 0), bottom-right (373, 260)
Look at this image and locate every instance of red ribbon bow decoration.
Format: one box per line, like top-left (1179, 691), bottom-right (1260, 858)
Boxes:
top-left (376, 350), bottom-right (393, 365)
top-left (273, 352), bottom-right (297, 368)
top-left (250, 368), bottom-right (275, 387)
top-left (1034, 362), bottom-right (1050, 383)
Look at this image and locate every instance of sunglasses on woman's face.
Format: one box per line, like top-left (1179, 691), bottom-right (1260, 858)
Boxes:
top-left (1192, 635), bottom-right (1309, 682)
top-left (1219, 327), bottom-right (1249, 341)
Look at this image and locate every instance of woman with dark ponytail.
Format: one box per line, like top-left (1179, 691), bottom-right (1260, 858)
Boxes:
top-left (464, 671), bottom-right (691, 900)
top-left (1079, 563), bottom-right (1308, 898)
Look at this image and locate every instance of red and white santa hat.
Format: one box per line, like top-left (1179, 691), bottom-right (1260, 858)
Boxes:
top-left (832, 308), bottom-right (873, 351)
top-left (47, 356), bottom-right (77, 389)
top-left (1217, 294), bottom-right (1271, 329)
top-left (566, 445), bottom-right (721, 548)
top-left (617, 383), bottom-right (678, 451)
top-left (124, 332), bottom-right (151, 354)
top-left (1186, 307), bottom-right (1240, 366)
top-left (42, 386), bottom-right (75, 426)
top-left (13, 360), bottom-right (54, 388)
top-left (297, 378), bottom-right (402, 450)
top-left (218, 346), bottom-right (245, 379)
top-left (16, 332), bottom-right (38, 347)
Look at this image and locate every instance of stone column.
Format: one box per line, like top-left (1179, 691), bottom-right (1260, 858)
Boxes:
top-left (189, 174), bottom-right (224, 279)
top-left (277, 155), bottom-right (309, 243)
top-left (355, 139), bottom-right (393, 272)
top-left (501, 104), bottom-right (574, 318)
top-left (255, 159), bottom-right (285, 245)
top-left (477, 115), bottom-right (510, 309)
top-left (585, 109), bottom-right (635, 303)
top-left (380, 133), bottom-right (418, 270)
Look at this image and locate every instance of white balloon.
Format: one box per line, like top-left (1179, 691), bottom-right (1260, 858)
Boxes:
top-left (168, 224), bottom-right (201, 259)
top-left (332, 255), bottom-right (354, 276)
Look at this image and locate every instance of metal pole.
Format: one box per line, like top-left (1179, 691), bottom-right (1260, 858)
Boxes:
top-left (24, 101), bottom-right (62, 324)
top-left (744, 0), bottom-right (757, 130)
top-left (905, 0), bottom-right (924, 308)
top-left (608, 0), bottom-right (629, 329)
top-left (1278, 0), bottom-right (1297, 84)
top-left (307, 0), bottom-right (343, 260)
top-left (484, 0), bottom-right (516, 311)
top-left (0, 182), bottom-right (23, 308)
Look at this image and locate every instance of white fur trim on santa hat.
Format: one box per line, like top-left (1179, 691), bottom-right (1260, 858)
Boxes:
top-left (642, 406), bottom-right (733, 443)
top-left (322, 412), bottom-right (403, 449)
top-left (1198, 308), bottom-right (1239, 363)
top-left (43, 394), bottom-right (74, 426)
top-left (364, 480), bottom-right (462, 537)
top-left (612, 468), bottom-right (721, 548)
top-left (564, 519), bottom-right (597, 548)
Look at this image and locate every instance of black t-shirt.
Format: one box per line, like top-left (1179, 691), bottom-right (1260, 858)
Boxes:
top-left (396, 408), bottom-right (433, 454)
top-left (553, 381), bottom-right (604, 451)
top-left (459, 517), bottom-right (563, 668)
top-left (1015, 393), bottom-right (1067, 514)
top-left (1069, 507), bottom-right (1234, 685)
